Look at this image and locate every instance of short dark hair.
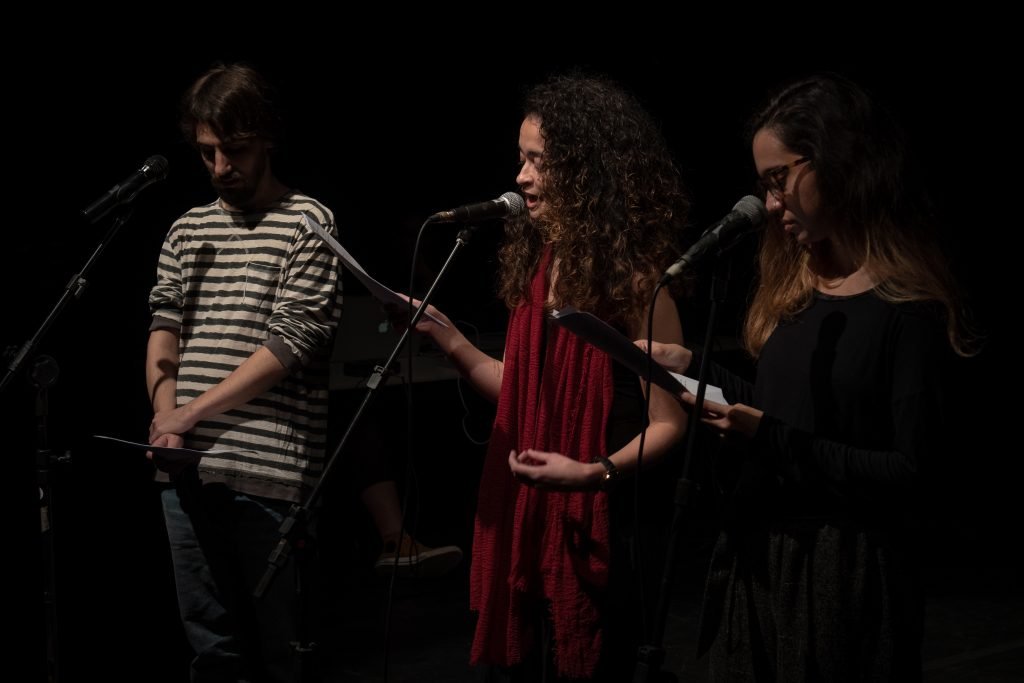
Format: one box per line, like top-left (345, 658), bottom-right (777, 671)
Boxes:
top-left (179, 63), bottom-right (281, 146)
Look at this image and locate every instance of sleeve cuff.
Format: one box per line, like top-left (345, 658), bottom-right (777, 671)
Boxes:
top-left (149, 316), bottom-right (181, 333)
top-left (265, 334), bottom-right (302, 373)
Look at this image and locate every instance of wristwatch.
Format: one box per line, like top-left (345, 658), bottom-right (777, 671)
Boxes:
top-left (595, 456), bottom-right (620, 491)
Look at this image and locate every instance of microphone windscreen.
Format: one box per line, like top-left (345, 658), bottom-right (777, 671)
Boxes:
top-left (732, 195), bottom-right (767, 225)
top-left (499, 191), bottom-right (526, 217)
top-left (143, 155), bottom-right (170, 180)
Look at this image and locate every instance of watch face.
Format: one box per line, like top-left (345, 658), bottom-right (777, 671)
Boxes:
top-left (601, 466), bottom-right (618, 490)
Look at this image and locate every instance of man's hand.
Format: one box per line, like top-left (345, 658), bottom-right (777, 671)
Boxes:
top-left (150, 405), bottom-right (198, 443)
top-left (147, 432), bottom-right (198, 478)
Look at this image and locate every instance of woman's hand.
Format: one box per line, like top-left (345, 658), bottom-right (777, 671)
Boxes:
top-left (391, 293), bottom-right (503, 401)
top-left (680, 394), bottom-right (763, 440)
top-left (389, 294), bottom-right (456, 339)
top-left (635, 340), bottom-right (692, 375)
top-left (508, 449), bottom-right (604, 490)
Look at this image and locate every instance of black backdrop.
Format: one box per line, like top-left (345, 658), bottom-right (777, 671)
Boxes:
top-left (3, 33), bottom-right (1012, 679)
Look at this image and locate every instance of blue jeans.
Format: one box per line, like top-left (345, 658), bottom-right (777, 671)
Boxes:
top-left (161, 479), bottom-right (310, 683)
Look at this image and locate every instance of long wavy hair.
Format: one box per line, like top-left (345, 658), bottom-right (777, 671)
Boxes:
top-left (179, 63), bottom-right (281, 146)
top-left (497, 74), bottom-right (689, 333)
top-left (744, 74), bottom-right (977, 357)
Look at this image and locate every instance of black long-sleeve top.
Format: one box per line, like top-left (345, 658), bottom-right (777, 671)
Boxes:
top-left (694, 291), bottom-right (948, 530)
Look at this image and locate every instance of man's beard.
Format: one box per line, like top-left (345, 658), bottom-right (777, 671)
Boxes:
top-left (211, 152), bottom-right (268, 209)
top-left (212, 175), bottom-right (258, 209)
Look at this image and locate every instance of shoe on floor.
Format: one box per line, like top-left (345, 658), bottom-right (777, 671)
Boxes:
top-left (374, 535), bottom-right (463, 578)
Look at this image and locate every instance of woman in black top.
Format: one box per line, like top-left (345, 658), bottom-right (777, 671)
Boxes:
top-left (644, 74), bottom-right (976, 681)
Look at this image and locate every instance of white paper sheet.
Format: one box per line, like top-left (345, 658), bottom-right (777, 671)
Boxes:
top-left (302, 213), bottom-right (447, 327)
top-left (550, 306), bottom-right (729, 404)
top-left (93, 434), bottom-right (256, 461)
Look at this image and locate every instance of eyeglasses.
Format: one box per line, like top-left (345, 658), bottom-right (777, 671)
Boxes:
top-left (758, 157), bottom-right (810, 200)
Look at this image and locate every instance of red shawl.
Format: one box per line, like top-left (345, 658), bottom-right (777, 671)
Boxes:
top-left (469, 248), bottom-right (615, 678)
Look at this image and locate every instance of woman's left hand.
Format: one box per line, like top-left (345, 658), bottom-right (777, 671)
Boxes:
top-left (680, 394), bottom-right (763, 440)
top-left (508, 449), bottom-right (603, 490)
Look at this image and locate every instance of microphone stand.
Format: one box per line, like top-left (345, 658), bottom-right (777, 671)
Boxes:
top-left (253, 224), bottom-right (479, 681)
top-left (633, 256), bottom-right (732, 682)
top-left (1, 207), bottom-right (136, 683)
top-left (33, 355), bottom-right (67, 683)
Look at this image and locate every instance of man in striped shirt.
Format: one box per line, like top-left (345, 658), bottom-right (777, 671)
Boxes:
top-left (145, 63), bottom-right (342, 682)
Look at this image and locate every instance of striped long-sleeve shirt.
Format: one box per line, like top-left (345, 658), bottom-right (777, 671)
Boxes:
top-left (149, 190), bottom-right (343, 502)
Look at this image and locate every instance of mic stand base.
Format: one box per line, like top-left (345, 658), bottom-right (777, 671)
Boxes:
top-left (33, 355), bottom-right (64, 683)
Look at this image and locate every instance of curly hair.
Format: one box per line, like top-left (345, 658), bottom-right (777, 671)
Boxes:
top-left (497, 74), bottom-right (689, 333)
top-left (744, 74), bottom-right (978, 357)
top-left (179, 62), bottom-right (281, 146)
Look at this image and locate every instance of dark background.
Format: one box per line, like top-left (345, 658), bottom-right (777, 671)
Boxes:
top-left (3, 32), bottom-right (1013, 680)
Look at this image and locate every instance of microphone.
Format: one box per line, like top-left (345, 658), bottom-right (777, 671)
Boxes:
top-left (81, 155), bottom-right (170, 223)
top-left (661, 195), bottom-right (767, 282)
top-left (429, 191), bottom-right (525, 223)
